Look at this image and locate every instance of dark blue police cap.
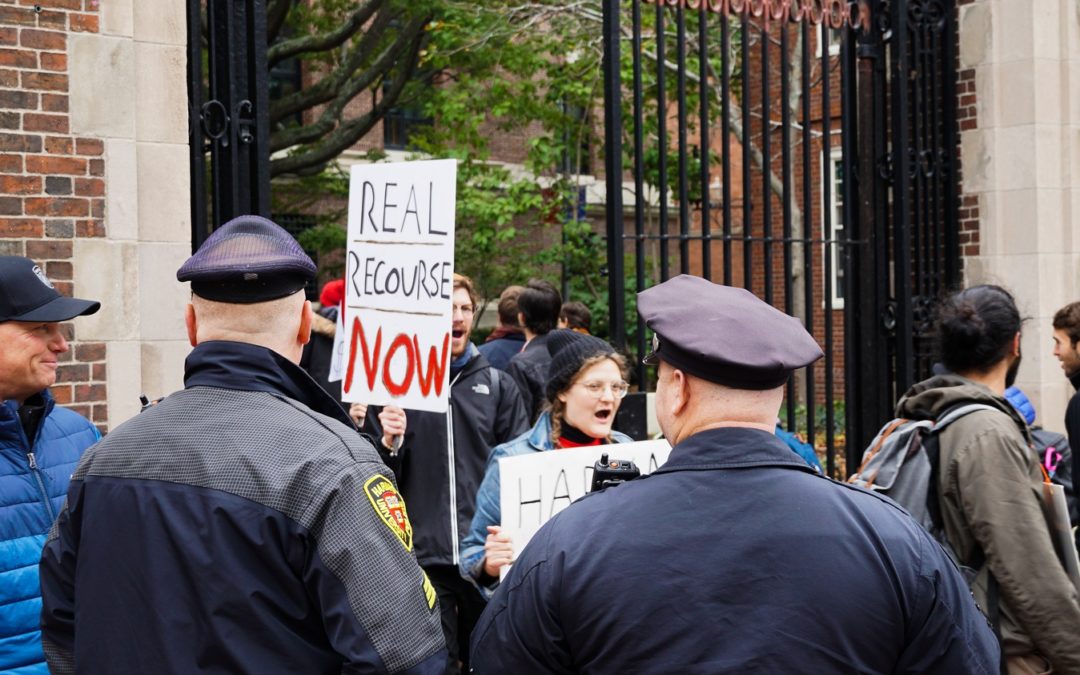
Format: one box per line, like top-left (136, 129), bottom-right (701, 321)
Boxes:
top-left (177, 215), bottom-right (316, 303)
top-left (638, 275), bottom-right (823, 390)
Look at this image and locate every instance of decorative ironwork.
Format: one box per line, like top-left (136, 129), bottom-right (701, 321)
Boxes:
top-left (186, 0), bottom-right (272, 251)
top-left (602, 0), bottom-right (960, 476)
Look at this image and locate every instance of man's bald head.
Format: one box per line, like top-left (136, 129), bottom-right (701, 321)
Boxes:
top-left (185, 291), bottom-right (312, 364)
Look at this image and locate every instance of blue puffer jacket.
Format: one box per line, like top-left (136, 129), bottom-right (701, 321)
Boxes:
top-left (0, 390), bottom-right (98, 673)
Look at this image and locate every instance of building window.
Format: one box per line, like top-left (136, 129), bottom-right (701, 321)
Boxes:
top-left (817, 23), bottom-right (844, 58)
top-left (383, 93), bottom-right (432, 151)
top-left (822, 147), bottom-right (845, 308)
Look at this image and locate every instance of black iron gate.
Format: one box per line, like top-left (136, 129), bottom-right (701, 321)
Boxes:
top-left (186, 0), bottom-right (272, 251)
top-left (602, 0), bottom-right (961, 477)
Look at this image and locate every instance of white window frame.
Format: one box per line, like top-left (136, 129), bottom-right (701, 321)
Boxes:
top-left (820, 146), bottom-right (845, 309)
top-left (816, 23), bottom-right (843, 58)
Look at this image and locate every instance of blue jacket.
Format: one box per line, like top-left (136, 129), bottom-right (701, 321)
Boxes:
top-left (0, 390), bottom-right (97, 674)
top-left (459, 412), bottom-right (631, 592)
top-left (477, 332), bottom-right (525, 372)
top-left (471, 427), bottom-right (1000, 674)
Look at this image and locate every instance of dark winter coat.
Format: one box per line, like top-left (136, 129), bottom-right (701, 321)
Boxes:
top-left (39, 341), bottom-right (445, 674)
top-left (471, 427), bottom-right (1000, 674)
top-left (506, 332), bottom-right (553, 423)
top-left (363, 350), bottom-right (529, 568)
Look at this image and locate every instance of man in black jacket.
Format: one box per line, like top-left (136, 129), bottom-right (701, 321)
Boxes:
top-left (1052, 301), bottom-right (1080, 550)
top-left (505, 279), bottom-right (561, 422)
top-left (364, 273), bottom-right (528, 675)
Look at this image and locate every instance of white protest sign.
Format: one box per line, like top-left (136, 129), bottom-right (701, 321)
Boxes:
top-left (340, 159), bottom-right (457, 412)
top-left (498, 439), bottom-right (671, 558)
top-left (327, 306), bottom-right (345, 383)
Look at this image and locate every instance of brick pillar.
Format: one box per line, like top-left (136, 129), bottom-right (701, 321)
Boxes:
top-left (0, 1), bottom-right (109, 432)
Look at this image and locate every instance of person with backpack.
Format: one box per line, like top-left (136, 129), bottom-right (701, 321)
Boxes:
top-left (892, 285), bottom-right (1080, 673)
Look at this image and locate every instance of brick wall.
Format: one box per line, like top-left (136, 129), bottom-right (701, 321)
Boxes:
top-left (955, 0), bottom-right (979, 268)
top-left (0, 0), bottom-right (108, 432)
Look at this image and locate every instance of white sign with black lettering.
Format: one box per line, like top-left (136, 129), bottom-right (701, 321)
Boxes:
top-left (340, 159), bottom-right (457, 412)
top-left (498, 439), bottom-right (672, 559)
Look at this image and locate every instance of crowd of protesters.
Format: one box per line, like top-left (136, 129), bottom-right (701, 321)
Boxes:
top-left (1, 218), bottom-right (1078, 673)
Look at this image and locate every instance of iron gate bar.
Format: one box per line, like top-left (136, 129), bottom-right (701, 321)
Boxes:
top-left (890, 0), bottom-right (915, 393)
top-left (741, 13), bottom-right (752, 292)
top-left (657, 5), bottom-right (669, 282)
top-left (186, 0), bottom-right (207, 252)
top-left (841, 13), bottom-right (861, 476)
top-left (633, 0), bottom-right (648, 388)
top-left (761, 15), bottom-right (773, 306)
top-left (721, 17), bottom-right (733, 287)
top-left (603, 0), bottom-right (626, 351)
top-left (782, 22), bottom-right (796, 432)
top-left (677, 6), bottom-right (690, 274)
top-left (699, 11), bottom-right (712, 282)
top-left (801, 17), bottom-right (816, 458)
top-left (822, 25), bottom-right (836, 478)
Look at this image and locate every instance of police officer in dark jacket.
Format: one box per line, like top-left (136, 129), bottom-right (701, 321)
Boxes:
top-left (471, 274), bottom-right (999, 674)
top-left (363, 273), bottom-right (528, 674)
top-left (40, 216), bottom-right (445, 674)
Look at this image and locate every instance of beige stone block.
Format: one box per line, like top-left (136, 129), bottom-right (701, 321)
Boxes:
top-left (101, 0), bottom-right (133, 38)
top-left (1034, 189), bottom-right (1067, 253)
top-left (1068, 0), bottom-right (1080, 61)
top-left (1038, 380), bottom-right (1071, 434)
top-left (69, 35), bottom-right (135, 138)
top-left (140, 340), bottom-right (190, 400)
top-left (135, 43), bottom-right (187, 144)
top-left (994, 125), bottom-right (1038, 190)
top-left (133, 0), bottom-right (185, 45)
top-left (105, 139), bottom-right (138, 241)
top-left (71, 239), bottom-right (139, 341)
top-left (136, 142), bottom-right (191, 243)
top-left (997, 189), bottom-right (1039, 255)
top-left (1032, 0), bottom-right (1062, 60)
top-left (995, 61), bottom-right (1035, 127)
top-left (976, 67), bottom-right (997, 128)
top-left (995, 0), bottom-right (1034, 63)
top-left (138, 243), bottom-right (189, 341)
top-left (961, 128), bottom-right (994, 194)
top-left (978, 190), bottom-right (1005, 257)
top-left (960, 2), bottom-right (992, 69)
top-left (105, 340), bottom-right (142, 428)
top-left (1036, 254), bottom-right (1074, 316)
top-left (1035, 125), bottom-right (1066, 189)
top-left (1032, 60), bottom-right (1063, 126)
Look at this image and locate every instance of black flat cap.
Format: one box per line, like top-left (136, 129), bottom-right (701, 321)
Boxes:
top-left (177, 215), bottom-right (316, 303)
top-left (638, 275), bottom-right (822, 389)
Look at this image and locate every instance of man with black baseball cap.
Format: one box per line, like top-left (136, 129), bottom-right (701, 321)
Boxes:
top-left (472, 275), bottom-right (999, 673)
top-left (40, 216), bottom-right (445, 674)
top-left (0, 256), bottom-right (100, 673)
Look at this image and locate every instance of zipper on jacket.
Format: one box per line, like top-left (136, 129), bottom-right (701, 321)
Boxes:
top-left (28, 451), bottom-right (56, 522)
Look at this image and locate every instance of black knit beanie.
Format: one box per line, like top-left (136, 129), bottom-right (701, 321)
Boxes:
top-left (545, 329), bottom-right (616, 402)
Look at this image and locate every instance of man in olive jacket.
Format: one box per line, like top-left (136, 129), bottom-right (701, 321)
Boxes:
top-left (897, 373), bottom-right (1080, 672)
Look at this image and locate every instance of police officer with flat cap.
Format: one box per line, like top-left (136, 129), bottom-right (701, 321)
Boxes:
top-left (471, 275), bottom-right (999, 673)
top-left (40, 216), bottom-right (446, 674)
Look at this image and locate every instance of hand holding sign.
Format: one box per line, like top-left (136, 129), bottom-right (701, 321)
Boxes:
top-left (378, 405), bottom-right (407, 453)
top-left (483, 526), bottom-right (514, 578)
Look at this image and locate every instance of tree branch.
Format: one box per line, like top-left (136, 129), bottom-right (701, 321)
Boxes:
top-left (268, 0), bottom-right (384, 68)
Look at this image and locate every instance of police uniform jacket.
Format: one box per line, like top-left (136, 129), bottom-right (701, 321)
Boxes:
top-left (39, 341), bottom-right (446, 675)
top-left (471, 427), bottom-right (999, 674)
top-left (363, 346), bottom-right (529, 569)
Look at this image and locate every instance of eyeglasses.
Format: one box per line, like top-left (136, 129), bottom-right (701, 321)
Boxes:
top-left (576, 380), bottom-right (630, 399)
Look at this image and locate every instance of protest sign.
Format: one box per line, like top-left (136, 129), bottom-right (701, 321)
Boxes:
top-left (498, 439), bottom-right (672, 559)
top-left (340, 159), bottom-right (457, 412)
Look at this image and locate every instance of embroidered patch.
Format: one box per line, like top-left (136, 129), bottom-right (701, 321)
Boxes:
top-left (31, 265), bottom-right (54, 289)
top-left (364, 475), bottom-right (413, 551)
top-left (421, 570), bottom-right (437, 612)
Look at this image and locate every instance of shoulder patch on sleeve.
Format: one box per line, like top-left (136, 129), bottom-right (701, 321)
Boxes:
top-left (363, 475), bottom-right (413, 551)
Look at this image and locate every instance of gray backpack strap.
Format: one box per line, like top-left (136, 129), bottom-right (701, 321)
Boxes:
top-left (489, 366), bottom-right (502, 402)
top-left (932, 403), bottom-right (998, 433)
